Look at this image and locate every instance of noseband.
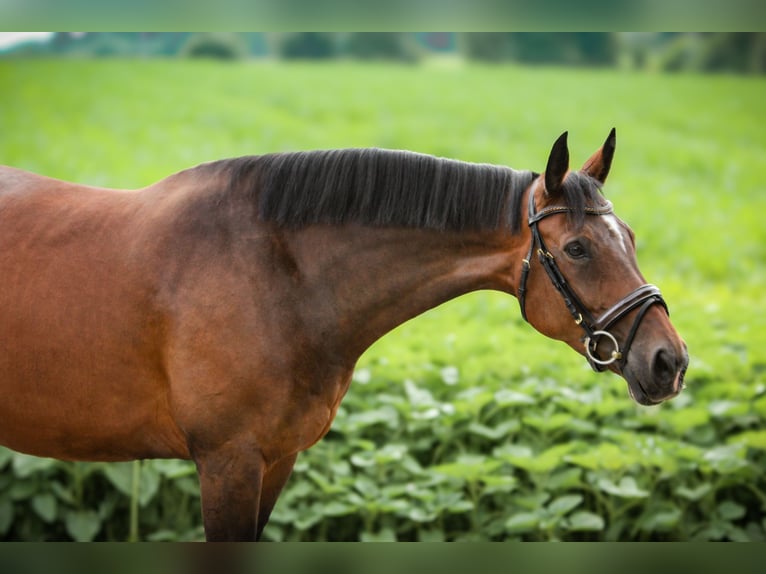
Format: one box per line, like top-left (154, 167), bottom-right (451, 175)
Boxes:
top-left (517, 187), bottom-right (669, 373)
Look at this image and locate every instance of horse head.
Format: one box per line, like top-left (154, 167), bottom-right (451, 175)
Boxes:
top-left (518, 130), bottom-right (688, 405)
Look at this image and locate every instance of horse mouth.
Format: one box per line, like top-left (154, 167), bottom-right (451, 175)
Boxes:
top-left (626, 367), bottom-right (686, 406)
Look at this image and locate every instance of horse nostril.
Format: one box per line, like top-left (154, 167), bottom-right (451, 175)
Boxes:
top-left (652, 348), bottom-right (675, 383)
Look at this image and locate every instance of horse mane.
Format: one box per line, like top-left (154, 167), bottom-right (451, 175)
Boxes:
top-left (554, 170), bottom-right (609, 230)
top-left (215, 148), bottom-right (602, 234)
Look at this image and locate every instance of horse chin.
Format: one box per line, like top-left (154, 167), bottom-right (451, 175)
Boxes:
top-left (625, 381), bottom-right (664, 406)
top-left (624, 368), bottom-right (684, 406)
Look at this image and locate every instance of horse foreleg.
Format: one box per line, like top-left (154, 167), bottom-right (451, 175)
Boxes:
top-left (194, 441), bottom-right (266, 541)
top-left (256, 453), bottom-right (298, 540)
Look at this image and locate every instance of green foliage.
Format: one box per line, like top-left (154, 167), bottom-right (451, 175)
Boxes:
top-left (657, 33), bottom-right (766, 74)
top-left (0, 60), bottom-right (764, 541)
top-left (278, 33), bottom-right (336, 60)
top-left (341, 33), bottom-right (418, 62)
top-left (459, 33), bottom-right (515, 62)
top-left (460, 33), bottom-right (617, 66)
top-left (180, 33), bottom-right (247, 61)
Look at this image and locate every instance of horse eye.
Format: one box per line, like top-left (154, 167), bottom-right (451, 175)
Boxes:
top-left (564, 241), bottom-right (587, 259)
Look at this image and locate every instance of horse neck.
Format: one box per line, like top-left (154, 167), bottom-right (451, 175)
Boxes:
top-left (284, 224), bottom-right (529, 360)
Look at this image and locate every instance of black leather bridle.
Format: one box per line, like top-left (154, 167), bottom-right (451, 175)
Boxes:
top-left (517, 186), bottom-right (669, 372)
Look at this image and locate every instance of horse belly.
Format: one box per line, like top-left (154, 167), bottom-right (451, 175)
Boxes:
top-left (0, 358), bottom-right (189, 461)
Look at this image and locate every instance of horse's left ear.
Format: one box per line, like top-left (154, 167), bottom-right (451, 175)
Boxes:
top-left (581, 127), bottom-right (616, 184)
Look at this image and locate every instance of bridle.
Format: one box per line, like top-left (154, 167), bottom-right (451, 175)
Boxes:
top-left (517, 184), bottom-right (669, 373)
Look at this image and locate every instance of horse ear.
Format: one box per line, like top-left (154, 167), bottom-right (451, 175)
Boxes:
top-left (544, 131), bottom-right (569, 196)
top-left (582, 127), bottom-right (616, 184)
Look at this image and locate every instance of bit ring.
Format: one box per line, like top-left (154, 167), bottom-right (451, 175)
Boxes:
top-left (584, 330), bottom-right (622, 366)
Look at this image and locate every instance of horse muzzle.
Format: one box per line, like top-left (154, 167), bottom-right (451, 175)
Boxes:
top-left (624, 343), bottom-right (689, 405)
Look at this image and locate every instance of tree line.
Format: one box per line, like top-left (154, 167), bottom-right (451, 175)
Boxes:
top-left (6, 32), bottom-right (765, 74)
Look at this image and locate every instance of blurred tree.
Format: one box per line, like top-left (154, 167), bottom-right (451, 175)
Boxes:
top-left (460, 33), bottom-right (617, 66)
top-left (459, 33), bottom-right (514, 62)
top-left (180, 33), bottom-right (248, 61)
top-left (341, 33), bottom-right (418, 62)
top-left (510, 33), bottom-right (617, 66)
top-left (279, 33), bottom-right (336, 60)
top-left (657, 33), bottom-right (766, 74)
top-left (700, 33), bottom-right (766, 73)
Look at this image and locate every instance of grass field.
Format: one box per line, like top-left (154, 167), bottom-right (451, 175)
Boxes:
top-left (0, 59), bottom-right (764, 541)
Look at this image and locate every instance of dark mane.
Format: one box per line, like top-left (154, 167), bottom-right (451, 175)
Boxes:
top-left (221, 149), bottom-right (537, 234)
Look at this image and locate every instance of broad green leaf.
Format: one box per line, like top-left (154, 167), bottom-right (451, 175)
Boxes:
top-left (566, 443), bottom-right (637, 472)
top-left (321, 501), bottom-right (355, 517)
top-left (493, 444), bottom-right (532, 460)
top-left (640, 507), bottom-right (682, 533)
top-left (137, 463), bottom-right (161, 506)
top-left (11, 453), bottom-right (56, 478)
top-left (664, 407), bottom-right (710, 434)
top-left (597, 476), bottom-right (649, 498)
top-left (175, 477), bottom-right (202, 497)
top-left (514, 491), bottom-right (551, 511)
top-left (505, 512), bottom-right (540, 533)
top-left (65, 510), bottom-right (101, 542)
top-left (102, 463), bottom-right (133, 496)
top-left (495, 443), bottom-right (579, 474)
top-left (405, 379), bottom-right (435, 406)
top-left (709, 400), bottom-right (748, 418)
top-left (494, 389), bottom-right (536, 406)
top-left (547, 494), bottom-right (583, 516)
top-left (408, 507), bottom-right (437, 523)
top-left (349, 452), bottom-right (377, 468)
top-left (703, 444), bottom-right (750, 475)
top-left (727, 430), bottom-right (766, 450)
top-left (522, 413), bottom-right (573, 433)
top-left (151, 459), bottom-right (196, 479)
top-left (675, 483), bottom-right (712, 501)
top-left (481, 475), bottom-right (517, 494)
top-left (8, 480), bottom-right (37, 501)
top-left (353, 476), bottom-right (380, 498)
top-left (467, 420), bottom-right (520, 440)
top-left (102, 461), bottom-right (160, 506)
top-left (307, 469), bottom-right (346, 494)
top-left (545, 467), bottom-right (583, 491)
top-left (103, 461), bottom-right (160, 506)
top-left (566, 511), bottom-right (605, 532)
top-left (344, 406), bottom-right (399, 431)
top-left (294, 504), bottom-right (324, 531)
top-left (31, 493), bottom-right (57, 523)
top-left (49, 481), bottom-right (76, 505)
top-left (431, 455), bottom-right (501, 482)
top-left (717, 500), bottom-right (746, 521)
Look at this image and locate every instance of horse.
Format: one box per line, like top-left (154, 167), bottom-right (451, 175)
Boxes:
top-left (0, 129), bottom-right (688, 541)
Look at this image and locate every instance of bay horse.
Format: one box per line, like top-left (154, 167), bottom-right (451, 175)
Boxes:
top-left (0, 129), bottom-right (688, 541)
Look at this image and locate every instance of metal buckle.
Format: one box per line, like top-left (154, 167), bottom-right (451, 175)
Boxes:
top-left (584, 330), bottom-right (622, 366)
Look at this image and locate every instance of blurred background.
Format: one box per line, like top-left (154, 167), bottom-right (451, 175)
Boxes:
top-left (0, 32), bottom-right (764, 542)
top-left (2, 32), bottom-right (766, 74)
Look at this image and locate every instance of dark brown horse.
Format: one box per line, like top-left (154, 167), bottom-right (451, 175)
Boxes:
top-left (0, 130), bottom-right (687, 540)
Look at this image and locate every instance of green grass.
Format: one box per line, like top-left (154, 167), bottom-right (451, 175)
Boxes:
top-left (0, 59), bottom-right (764, 541)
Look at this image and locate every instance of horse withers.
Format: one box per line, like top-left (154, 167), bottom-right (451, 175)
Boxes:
top-left (0, 130), bottom-right (688, 540)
